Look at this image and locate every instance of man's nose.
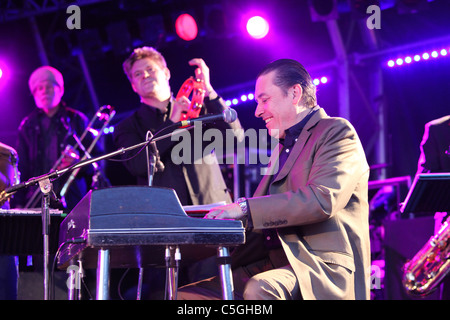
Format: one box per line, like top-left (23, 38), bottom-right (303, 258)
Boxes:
top-left (143, 69), bottom-right (154, 78)
top-left (255, 103), bottom-right (263, 118)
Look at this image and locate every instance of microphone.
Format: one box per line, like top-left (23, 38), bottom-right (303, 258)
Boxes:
top-left (177, 108), bottom-right (237, 127)
top-left (149, 140), bottom-right (165, 172)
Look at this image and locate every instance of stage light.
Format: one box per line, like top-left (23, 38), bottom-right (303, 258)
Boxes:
top-left (175, 13), bottom-right (198, 41)
top-left (0, 61), bottom-right (10, 88)
top-left (246, 16), bottom-right (269, 39)
top-left (386, 46), bottom-right (450, 68)
top-left (224, 78), bottom-right (329, 107)
top-left (308, 0), bottom-right (339, 22)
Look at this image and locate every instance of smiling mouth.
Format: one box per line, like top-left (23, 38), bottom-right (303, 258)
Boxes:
top-left (264, 117), bottom-right (273, 124)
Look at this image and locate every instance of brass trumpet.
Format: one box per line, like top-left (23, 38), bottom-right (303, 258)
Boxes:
top-left (403, 216), bottom-right (450, 296)
top-left (24, 105), bottom-right (115, 208)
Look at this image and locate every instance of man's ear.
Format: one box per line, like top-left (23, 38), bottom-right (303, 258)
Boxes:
top-left (131, 82), bottom-right (137, 93)
top-left (165, 67), bottom-right (171, 81)
top-left (291, 84), bottom-right (303, 105)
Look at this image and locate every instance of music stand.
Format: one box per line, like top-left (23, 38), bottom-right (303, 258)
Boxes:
top-left (400, 173), bottom-right (450, 216)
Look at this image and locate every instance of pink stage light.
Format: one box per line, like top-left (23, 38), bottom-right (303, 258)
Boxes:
top-left (175, 13), bottom-right (198, 41)
top-left (246, 16), bottom-right (269, 39)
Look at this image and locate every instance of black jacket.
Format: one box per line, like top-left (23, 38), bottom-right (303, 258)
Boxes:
top-left (15, 104), bottom-right (96, 210)
top-left (113, 96), bottom-right (242, 206)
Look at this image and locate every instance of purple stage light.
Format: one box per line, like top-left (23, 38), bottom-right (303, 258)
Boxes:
top-left (386, 46), bottom-right (450, 68)
top-left (224, 77), bottom-right (329, 107)
top-left (0, 60), bottom-right (10, 89)
top-left (246, 16), bottom-right (269, 39)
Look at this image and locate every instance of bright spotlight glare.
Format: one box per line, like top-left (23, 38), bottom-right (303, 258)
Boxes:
top-left (246, 16), bottom-right (269, 39)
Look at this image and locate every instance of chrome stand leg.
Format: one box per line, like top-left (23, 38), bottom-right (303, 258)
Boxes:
top-left (217, 246), bottom-right (234, 300)
top-left (96, 249), bottom-right (110, 300)
top-left (137, 267), bottom-right (144, 300)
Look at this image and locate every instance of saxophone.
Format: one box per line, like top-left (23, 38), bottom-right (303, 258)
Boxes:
top-left (403, 216), bottom-right (450, 296)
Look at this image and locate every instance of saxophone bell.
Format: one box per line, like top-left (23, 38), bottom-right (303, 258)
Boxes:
top-left (402, 216), bottom-right (450, 296)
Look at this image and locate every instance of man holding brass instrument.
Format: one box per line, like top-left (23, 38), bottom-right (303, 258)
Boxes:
top-left (14, 66), bottom-right (100, 211)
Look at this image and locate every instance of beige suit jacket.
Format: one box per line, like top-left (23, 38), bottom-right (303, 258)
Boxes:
top-left (246, 107), bottom-right (371, 300)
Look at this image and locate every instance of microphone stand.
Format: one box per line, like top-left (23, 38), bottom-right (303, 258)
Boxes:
top-left (136, 130), bottom-right (166, 300)
top-left (5, 125), bottom-right (192, 300)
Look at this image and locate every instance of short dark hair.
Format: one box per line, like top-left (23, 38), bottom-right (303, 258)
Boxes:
top-left (257, 59), bottom-right (317, 108)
